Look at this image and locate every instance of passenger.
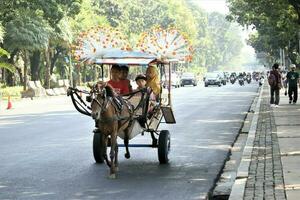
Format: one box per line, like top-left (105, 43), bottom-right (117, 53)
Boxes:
top-left (146, 65), bottom-right (161, 96)
top-left (120, 65), bottom-right (133, 93)
top-left (107, 64), bottom-right (130, 95)
top-left (135, 74), bottom-right (147, 91)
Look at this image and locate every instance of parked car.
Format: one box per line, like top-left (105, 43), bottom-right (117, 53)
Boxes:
top-left (162, 73), bottom-right (181, 88)
top-left (204, 72), bottom-right (222, 87)
top-left (180, 72), bottom-right (197, 86)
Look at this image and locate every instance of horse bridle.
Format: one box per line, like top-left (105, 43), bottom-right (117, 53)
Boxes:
top-left (90, 83), bottom-right (133, 126)
top-left (90, 85), bottom-right (111, 114)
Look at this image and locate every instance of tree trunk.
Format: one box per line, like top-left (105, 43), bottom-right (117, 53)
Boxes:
top-left (5, 51), bottom-right (18, 86)
top-left (5, 70), bottom-right (14, 86)
top-left (1, 68), bottom-right (5, 83)
top-left (93, 65), bottom-right (98, 81)
top-left (16, 68), bottom-right (24, 86)
top-left (74, 64), bottom-right (81, 87)
top-left (30, 50), bottom-right (41, 81)
top-left (44, 48), bottom-right (51, 89)
top-left (50, 47), bottom-right (62, 75)
top-left (22, 51), bottom-right (29, 91)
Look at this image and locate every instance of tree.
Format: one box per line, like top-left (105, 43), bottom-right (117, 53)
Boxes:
top-left (0, 25), bottom-right (15, 74)
top-left (227, 0), bottom-right (300, 66)
top-left (4, 9), bottom-right (51, 89)
top-left (0, 0), bottom-right (82, 88)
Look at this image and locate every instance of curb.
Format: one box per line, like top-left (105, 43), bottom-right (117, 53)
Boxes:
top-left (228, 85), bottom-right (264, 200)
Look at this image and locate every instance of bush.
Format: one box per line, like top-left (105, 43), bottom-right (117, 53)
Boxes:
top-left (0, 85), bottom-right (23, 100)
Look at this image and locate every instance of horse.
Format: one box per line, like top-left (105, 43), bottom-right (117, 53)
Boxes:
top-left (90, 81), bottom-right (132, 179)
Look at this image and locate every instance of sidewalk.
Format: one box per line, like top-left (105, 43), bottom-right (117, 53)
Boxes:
top-left (230, 84), bottom-right (300, 200)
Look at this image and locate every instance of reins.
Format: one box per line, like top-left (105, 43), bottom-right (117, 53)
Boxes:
top-left (91, 87), bottom-right (133, 124)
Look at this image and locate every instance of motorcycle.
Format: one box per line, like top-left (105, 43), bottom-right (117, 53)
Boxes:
top-left (238, 77), bottom-right (244, 86)
top-left (230, 76), bottom-right (236, 84)
top-left (259, 76), bottom-right (264, 86)
top-left (246, 76), bottom-right (251, 84)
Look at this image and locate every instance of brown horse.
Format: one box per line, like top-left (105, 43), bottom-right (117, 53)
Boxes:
top-left (90, 81), bottom-right (132, 179)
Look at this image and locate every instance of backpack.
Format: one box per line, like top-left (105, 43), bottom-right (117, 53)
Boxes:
top-left (268, 73), bottom-right (277, 87)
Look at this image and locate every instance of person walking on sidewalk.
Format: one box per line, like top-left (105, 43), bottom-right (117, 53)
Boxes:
top-left (286, 64), bottom-right (299, 104)
top-left (268, 63), bottom-right (282, 107)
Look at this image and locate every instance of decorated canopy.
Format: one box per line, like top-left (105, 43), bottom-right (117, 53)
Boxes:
top-left (94, 49), bottom-right (157, 65)
top-left (73, 26), bottom-right (131, 62)
top-left (136, 27), bottom-right (193, 62)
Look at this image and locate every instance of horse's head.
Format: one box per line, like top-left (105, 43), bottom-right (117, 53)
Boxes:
top-left (90, 81), bottom-right (110, 120)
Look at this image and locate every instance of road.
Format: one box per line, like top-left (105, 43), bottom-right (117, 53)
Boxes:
top-left (0, 82), bottom-right (259, 200)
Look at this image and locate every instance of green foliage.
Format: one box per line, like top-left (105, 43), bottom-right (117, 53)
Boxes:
top-left (0, 24), bottom-right (4, 42)
top-left (96, 0), bottom-right (123, 27)
top-left (187, 66), bottom-right (207, 78)
top-left (0, 85), bottom-right (22, 99)
top-left (0, 0), bottom-right (247, 88)
top-left (69, 0), bottom-right (109, 39)
top-left (0, 0), bottom-right (82, 27)
top-left (0, 62), bottom-right (16, 73)
top-left (227, 0), bottom-right (300, 65)
top-left (190, 11), bottom-right (243, 70)
top-left (0, 48), bottom-right (9, 58)
top-left (4, 9), bottom-right (51, 52)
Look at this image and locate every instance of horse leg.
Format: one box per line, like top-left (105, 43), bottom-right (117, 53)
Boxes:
top-left (124, 129), bottom-right (130, 159)
top-left (103, 135), bottom-right (111, 167)
top-left (115, 143), bottom-right (119, 172)
top-left (108, 133), bottom-right (117, 179)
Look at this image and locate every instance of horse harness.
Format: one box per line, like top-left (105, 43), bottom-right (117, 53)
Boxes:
top-left (91, 87), bottom-right (134, 126)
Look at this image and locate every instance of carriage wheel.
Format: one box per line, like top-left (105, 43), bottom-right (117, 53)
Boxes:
top-left (93, 131), bottom-right (105, 163)
top-left (158, 130), bottom-right (170, 164)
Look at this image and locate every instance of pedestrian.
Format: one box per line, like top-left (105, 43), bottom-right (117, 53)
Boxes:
top-left (286, 64), bottom-right (299, 104)
top-left (268, 63), bottom-right (282, 107)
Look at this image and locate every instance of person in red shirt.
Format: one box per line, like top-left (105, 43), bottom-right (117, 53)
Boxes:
top-left (120, 65), bottom-right (132, 93)
top-left (107, 64), bottom-right (130, 95)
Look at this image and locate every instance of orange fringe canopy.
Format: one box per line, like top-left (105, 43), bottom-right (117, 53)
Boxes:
top-left (72, 26), bottom-right (131, 62)
top-left (136, 27), bottom-right (194, 62)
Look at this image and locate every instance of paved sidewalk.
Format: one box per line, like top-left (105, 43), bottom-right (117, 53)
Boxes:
top-left (243, 84), bottom-right (286, 200)
top-left (235, 83), bottom-right (300, 200)
top-left (273, 90), bottom-right (300, 199)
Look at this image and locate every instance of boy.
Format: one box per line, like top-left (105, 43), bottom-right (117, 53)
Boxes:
top-left (107, 64), bottom-right (130, 95)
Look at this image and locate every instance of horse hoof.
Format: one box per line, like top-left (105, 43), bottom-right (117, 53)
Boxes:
top-left (108, 174), bottom-right (116, 179)
top-left (125, 153), bottom-right (130, 159)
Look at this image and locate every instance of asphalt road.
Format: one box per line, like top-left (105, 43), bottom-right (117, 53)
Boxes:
top-left (0, 82), bottom-right (259, 200)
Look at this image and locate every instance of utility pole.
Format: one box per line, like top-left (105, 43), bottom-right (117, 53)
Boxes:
top-left (298, 32), bottom-right (300, 59)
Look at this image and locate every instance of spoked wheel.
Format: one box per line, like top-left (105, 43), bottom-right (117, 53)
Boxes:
top-left (158, 130), bottom-right (170, 164)
top-left (93, 131), bottom-right (105, 163)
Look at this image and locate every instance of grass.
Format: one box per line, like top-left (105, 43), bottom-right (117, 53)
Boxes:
top-left (0, 85), bottom-right (23, 100)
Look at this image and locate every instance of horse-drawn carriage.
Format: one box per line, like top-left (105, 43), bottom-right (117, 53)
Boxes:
top-left (68, 26), bottom-right (192, 178)
top-left (67, 51), bottom-right (179, 178)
